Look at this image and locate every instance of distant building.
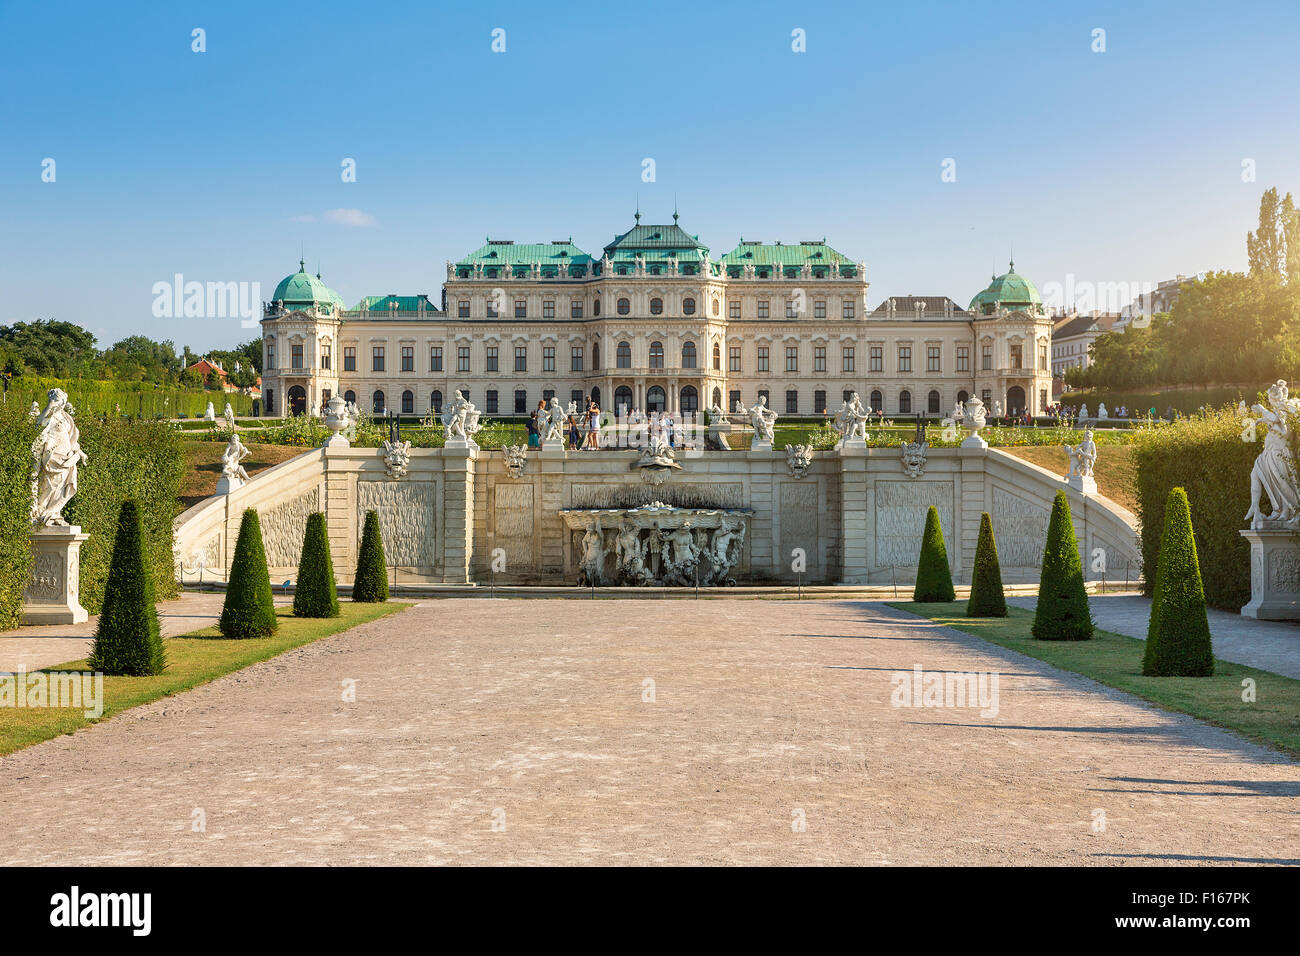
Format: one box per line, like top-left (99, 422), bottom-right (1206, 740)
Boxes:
top-left (1120, 273), bottom-right (1201, 322)
top-left (1051, 312), bottom-right (1120, 379)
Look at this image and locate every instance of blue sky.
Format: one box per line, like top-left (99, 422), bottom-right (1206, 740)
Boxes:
top-left (2, 0), bottom-right (1299, 352)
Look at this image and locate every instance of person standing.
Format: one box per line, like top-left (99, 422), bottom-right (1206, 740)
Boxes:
top-left (527, 409), bottom-right (539, 448)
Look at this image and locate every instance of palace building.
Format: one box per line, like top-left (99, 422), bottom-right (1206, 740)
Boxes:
top-left (259, 215), bottom-right (1053, 421)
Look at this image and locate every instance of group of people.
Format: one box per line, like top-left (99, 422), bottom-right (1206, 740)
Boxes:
top-left (527, 398), bottom-right (604, 450)
top-left (525, 400), bottom-right (699, 451)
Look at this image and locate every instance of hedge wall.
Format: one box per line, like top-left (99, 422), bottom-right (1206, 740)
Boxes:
top-left (1131, 408), bottom-right (1257, 610)
top-left (0, 399), bottom-right (37, 629)
top-left (5, 377), bottom-right (253, 418)
top-left (1061, 385), bottom-right (1253, 419)
top-left (66, 415), bottom-right (186, 613)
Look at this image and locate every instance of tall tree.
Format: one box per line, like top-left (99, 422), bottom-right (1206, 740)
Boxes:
top-left (1247, 187), bottom-right (1300, 282)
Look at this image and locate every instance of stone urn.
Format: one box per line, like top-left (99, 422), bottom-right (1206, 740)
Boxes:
top-left (960, 397), bottom-right (988, 449)
top-left (323, 395), bottom-right (350, 447)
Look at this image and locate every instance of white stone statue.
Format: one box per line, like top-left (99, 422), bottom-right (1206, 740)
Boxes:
top-left (1078, 403), bottom-right (1090, 422)
top-left (223, 402), bottom-right (236, 430)
top-left (566, 400), bottom-right (579, 418)
top-left (1245, 380), bottom-right (1300, 529)
top-left (659, 521), bottom-right (702, 585)
top-left (30, 388), bottom-right (88, 528)
top-left (1097, 402), bottom-right (1109, 420)
top-left (578, 524), bottom-right (607, 586)
top-left (614, 522), bottom-right (649, 584)
top-left (747, 395), bottom-right (778, 445)
top-left (441, 389), bottom-right (483, 444)
top-left (203, 401), bottom-right (216, 422)
top-left (381, 439), bottom-right (412, 480)
top-left (992, 400), bottom-right (1003, 418)
top-left (217, 433), bottom-right (251, 493)
top-left (833, 391), bottom-right (869, 443)
top-left (786, 443), bottom-right (814, 478)
top-left (708, 515), bottom-right (746, 584)
top-left (28, 401), bottom-right (40, 421)
top-left (541, 398), bottom-right (566, 445)
top-left (901, 440), bottom-right (929, 478)
top-left (1064, 426), bottom-right (1097, 479)
top-left (707, 401), bottom-right (726, 420)
top-left (502, 444), bottom-right (528, 479)
top-left (953, 399), bottom-right (964, 422)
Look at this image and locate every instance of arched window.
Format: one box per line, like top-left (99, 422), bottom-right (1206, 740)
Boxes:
top-left (712, 297), bottom-right (720, 316)
top-left (682, 297), bottom-right (696, 315)
top-left (647, 386), bottom-right (666, 412)
top-left (401, 390), bottom-right (414, 414)
top-left (590, 386), bottom-right (600, 407)
top-left (617, 297), bottom-right (630, 315)
top-left (344, 389), bottom-right (356, 405)
top-left (649, 341), bottom-right (664, 369)
top-left (593, 297), bottom-right (601, 316)
top-left (650, 297), bottom-right (664, 315)
top-left (712, 386), bottom-right (722, 409)
top-left (928, 390), bottom-right (941, 414)
top-left (617, 341), bottom-right (631, 369)
top-left (681, 385), bottom-right (699, 413)
top-left (592, 341), bottom-right (600, 369)
top-left (713, 343), bottom-right (721, 370)
top-left (899, 390), bottom-right (912, 414)
top-left (372, 390), bottom-right (386, 414)
top-left (615, 385), bottom-right (634, 414)
top-left (681, 341), bottom-right (697, 368)
top-left (288, 385), bottom-right (307, 417)
top-left (870, 390), bottom-right (883, 412)
top-left (431, 390), bottom-right (443, 413)
top-left (957, 390), bottom-right (969, 405)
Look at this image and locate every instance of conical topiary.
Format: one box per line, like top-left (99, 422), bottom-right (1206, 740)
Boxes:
top-left (1032, 490), bottom-right (1093, 640)
top-left (293, 512), bottom-right (340, 618)
top-left (913, 505), bottom-right (956, 602)
top-left (88, 499), bottom-right (166, 675)
top-left (352, 510), bottom-right (389, 603)
top-left (219, 508), bottom-right (279, 638)
top-left (967, 511), bottom-right (1007, 617)
top-left (1143, 487), bottom-right (1214, 676)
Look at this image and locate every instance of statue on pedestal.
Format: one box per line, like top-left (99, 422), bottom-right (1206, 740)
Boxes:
top-left (833, 391), bottom-right (869, 443)
top-left (217, 433), bottom-right (251, 492)
top-left (1064, 426), bottom-right (1097, 479)
top-left (441, 389), bottom-right (483, 444)
top-left (31, 388), bottom-right (88, 527)
top-left (747, 395), bottom-right (778, 445)
top-left (1245, 380), bottom-right (1300, 529)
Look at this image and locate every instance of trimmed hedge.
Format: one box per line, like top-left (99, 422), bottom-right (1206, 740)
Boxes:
top-left (1131, 408), bottom-right (1256, 610)
top-left (913, 505), bottom-right (955, 602)
top-left (220, 508), bottom-right (278, 638)
top-left (293, 512), bottom-right (339, 618)
top-left (1033, 491), bottom-right (1094, 641)
top-left (967, 512), bottom-right (1007, 617)
top-left (352, 510), bottom-right (389, 603)
top-left (0, 398), bottom-right (37, 630)
top-left (1143, 487), bottom-right (1214, 676)
top-left (66, 415), bottom-right (186, 613)
top-left (88, 500), bottom-right (166, 676)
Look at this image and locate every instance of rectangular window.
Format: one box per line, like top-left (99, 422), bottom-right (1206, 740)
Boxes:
top-left (814, 300), bottom-right (826, 319)
top-left (543, 346), bottom-right (555, 372)
top-left (571, 346), bottom-right (583, 372)
top-left (728, 389), bottom-right (741, 412)
top-left (927, 346), bottom-right (941, 372)
top-left (514, 390), bottom-right (527, 414)
top-left (485, 346), bottom-right (498, 373)
top-left (486, 299), bottom-right (498, 318)
top-left (982, 345), bottom-right (993, 370)
top-left (956, 346), bottom-right (969, 372)
top-left (571, 389), bottom-right (583, 406)
top-left (1010, 344), bottom-right (1023, 369)
top-left (343, 346), bottom-right (356, 371)
top-left (320, 345), bottom-right (331, 370)
top-left (542, 388), bottom-right (555, 403)
top-left (786, 390), bottom-right (799, 414)
top-left (758, 388), bottom-right (769, 406)
top-left (729, 346), bottom-right (741, 372)
top-left (757, 300), bottom-right (770, 319)
top-left (291, 344), bottom-right (303, 370)
top-left (1039, 389), bottom-right (1047, 413)
top-left (1039, 343), bottom-right (1048, 370)
top-left (514, 299), bottom-right (527, 318)
top-left (982, 388), bottom-right (992, 405)
top-left (543, 300), bottom-right (555, 319)
top-left (757, 346), bottom-right (770, 372)
top-left (897, 346), bottom-right (912, 373)
top-left (786, 300), bottom-right (798, 319)
top-left (571, 300), bottom-right (583, 318)
top-left (371, 346), bottom-right (385, 372)
top-left (458, 300), bottom-right (469, 318)
top-left (430, 346), bottom-right (443, 372)
top-left (842, 300), bottom-right (856, 319)
top-left (457, 346), bottom-right (470, 373)
top-left (842, 346), bottom-right (855, 373)
top-left (485, 390), bottom-right (498, 414)
top-left (401, 346), bottom-right (414, 372)
top-left (814, 346), bottom-right (826, 372)
top-left (814, 390), bottom-right (826, 414)
top-left (267, 346), bottom-right (276, 370)
top-left (514, 346), bottom-right (527, 372)
top-left (784, 346), bottom-right (798, 372)
top-left (870, 346), bottom-right (883, 372)
top-left (729, 300), bottom-right (741, 319)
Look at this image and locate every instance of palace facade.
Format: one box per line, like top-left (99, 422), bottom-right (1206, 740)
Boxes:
top-left (259, 215), bottom-right (1053, 421)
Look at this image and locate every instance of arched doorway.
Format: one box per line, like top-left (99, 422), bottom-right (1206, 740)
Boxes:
top-left (344, 389), bottom-right (356, 405)
top-left (431, 390), bottom-right (443, 413)
top-left (1007, 385), bottom-right (1026, 415)
top-left (288, 385), bottom-right (307, 417)
top-left (647, 385), bottom-right (666, 413)
top-left (401, 390), bottom-right (414, 414)
top-left (680, 385), bottom-right (699, 413)
top-left (928, 390), bottom-right (941, 415)
top-left (957, 390), bottom-right (968, 405)
top-left (372, 390), bottom-right (386, 414)
top-left (615, 385), bottom-right (633, 415)
top-left (870, 390), bottom-right (883, 412)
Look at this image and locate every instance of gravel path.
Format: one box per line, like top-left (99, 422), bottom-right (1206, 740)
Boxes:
top-left (1, 599), bottom-right (1295, 865)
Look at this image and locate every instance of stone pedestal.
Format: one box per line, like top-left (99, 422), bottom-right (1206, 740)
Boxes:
top-left (1240, 528), bottom-right (1300, 620)
top-left (1065, 475), bottom-right (1097, 494)
top-left (960, 433), bottom-right (987, 450)
top-left (444, 436), bottom-right (478, 451)
top-left (539, 442), bottom-right (566, 459)
top-left (751, 438), bottom-right (774, 452)
top-left (23, 526), bottom-right (90, 625)
top-left (214, 474), bottom-right (245, 495)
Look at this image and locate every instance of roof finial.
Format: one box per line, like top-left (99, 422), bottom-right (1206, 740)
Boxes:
top-left (673, 193), bottom-right (679, 223)
top-left (1009, 243), bottom-right (1015, 272)
top-left (634, 193), bottom-right (641, 223)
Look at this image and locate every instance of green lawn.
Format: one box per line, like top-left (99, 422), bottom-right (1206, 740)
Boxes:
top-left (0, 602), bottom-right (408, 756)
top-left (892, 602), bottom-right (1300, 758)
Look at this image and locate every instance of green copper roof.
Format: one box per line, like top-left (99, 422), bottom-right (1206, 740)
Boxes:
top-left (272, 261), bottom-right (346, 311)
top-left (455, 240), bottom-right (593, 278)
top-left (718, 239), bottom-right (858, 277)
top-left (968, 261), bottom-right (1042, 313)
top-left (352, 294), bottom-right (439, 312)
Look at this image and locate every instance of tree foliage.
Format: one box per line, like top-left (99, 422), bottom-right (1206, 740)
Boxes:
top-left (913, 505), bottom-right (955, 602)
top-left (967, 512), bottom-right (1007, 617)
top-left (1033, 491), bottom-right (1094, 641)
top-left (293, 512), bottom-right (340, 618)
top-left (352, 511), bottom-right (389, 603)
top-left (1142, 488), bottom-right (1214, 676)
top-left (88, 500), bottom-right (166, 676)
top-left (220, 508), bottom-right (279, 638)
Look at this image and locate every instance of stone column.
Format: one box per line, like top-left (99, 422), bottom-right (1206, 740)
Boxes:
top-left (23, 526), bottom-right (90, 625)
top-left (441, 443), bottom-right (477, 584)
top-left (838, 442), bottom-right (869, 584)
top-left (1240, 528), bottom-right (1300, 620)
